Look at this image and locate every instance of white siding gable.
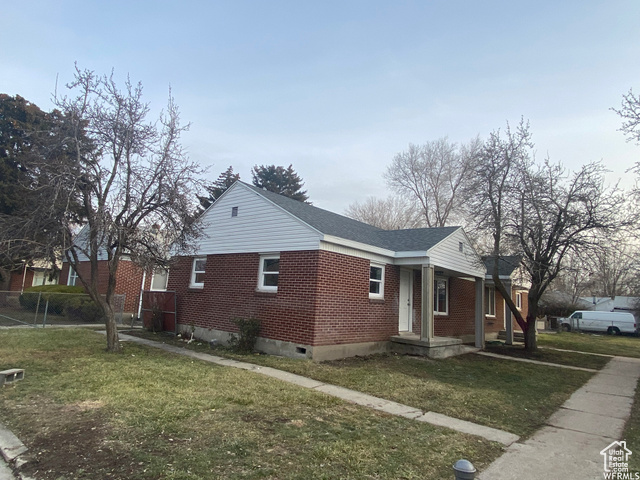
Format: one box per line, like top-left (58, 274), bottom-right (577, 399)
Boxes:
top-left (194, 183), bottom-right (323, 255)
top-left (427, 228), bottom-right (485, 278)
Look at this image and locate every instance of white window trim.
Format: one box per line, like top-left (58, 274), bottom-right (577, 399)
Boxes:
top-left (190, 257), bottom-right (206, 289)
top-left (33, 269), bottom-right (57, 287)
top-left (258, 254), bottom-right (280, 292)
top-left (485, 286), bottom-right (496, 317)
top-left (434, 277), bottom-right (448, 315)
top-left (515, 291), bottom-right (522, 310)
top-left (67, 267), bottom-right (78, 286)
top-left (150, 268), bottom-right (169, 291)
top-left (369, 263), bottom-right (385, 299)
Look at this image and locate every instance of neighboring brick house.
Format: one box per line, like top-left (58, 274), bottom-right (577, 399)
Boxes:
top-left (58, 226), bottom-right (170, 315)
top-left (168, 181), bottom-right (488, 361)
top-left (483, 256), bottom-right (530, 339)
top-left (8, 262), bottom-right (59, 292)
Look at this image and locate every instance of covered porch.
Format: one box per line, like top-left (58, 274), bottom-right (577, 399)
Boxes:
top-left (389, 261), bottom-right (486, 359)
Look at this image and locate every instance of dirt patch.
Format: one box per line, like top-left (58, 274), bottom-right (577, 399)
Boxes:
top-left (10, 398), bottom-right (141, 480)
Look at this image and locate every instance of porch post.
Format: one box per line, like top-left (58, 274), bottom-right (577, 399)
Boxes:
top-left (475, 277), bottom-right (485, 348)
top-left (421, 264), bottom-right (434, 343)
top-left (504, 280), bottom-right (514, 345)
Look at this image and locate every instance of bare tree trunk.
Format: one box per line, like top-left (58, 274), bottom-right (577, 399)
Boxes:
top-left (524, 303), bottom-right (538, 351)
top-left (101, 299), bottom-right (121, 353)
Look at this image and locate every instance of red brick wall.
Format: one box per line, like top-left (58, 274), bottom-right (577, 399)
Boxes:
top-left (59, 260), bottom-right (147, 312)
top-left (410, 273), bottom-right (477, 338)
top-left (434, 277), bottom-right (476, 337)
top-left (168, 252), bottom-right (318, 345)
top-left (168, 250), bottom-right (400, 347)
top-left (313, 250), bottom-right (399, 346)
top-left (484, 286), bottom-right (526, 333)
top-left (9, 268), bottom-right (33, 291)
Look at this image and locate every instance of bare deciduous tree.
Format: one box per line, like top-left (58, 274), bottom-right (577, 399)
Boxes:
top-left (467, 120), bottom-right (629, 350)
top-left (548, 250), bottom-right (595, 304)
top-left (344, 196), bottom-right (424, 230)
top-left (613, 87), bottom-right (640, 145)
top-left (22, 67), bottom-right (204, 352)
top-left (587, 236), bottom-right (640, 298)
top-left (385, 137), bottom-right (480, 227)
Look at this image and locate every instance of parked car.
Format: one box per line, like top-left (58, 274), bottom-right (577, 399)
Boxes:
top-left (560, 311), bottom-right (637, 335)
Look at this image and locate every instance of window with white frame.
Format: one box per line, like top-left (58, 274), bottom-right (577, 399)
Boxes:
top-left (433, 278), bottom-right (448, 314)
top-left (369, 263), bottom-right (384, 299)
top-left (515, 291), bottom-right (522, 309)
top-left (485, 286), bottom-right (496, 316)
top-left (32, 270), bottom-right (57, 287)
top-left (258, 255), bottom-right (280, 292)
top-left (67, 267), bottom-right (78, 286)
top-left (190, 257), bottom-right (206, 288)
top-left (150, 268), bottom-right (169, 291)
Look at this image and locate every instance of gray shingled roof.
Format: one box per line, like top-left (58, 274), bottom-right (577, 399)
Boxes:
top-left (242, 182), bottom-right (460, 252)
top-left (483, 255), bottom-right (522, 277)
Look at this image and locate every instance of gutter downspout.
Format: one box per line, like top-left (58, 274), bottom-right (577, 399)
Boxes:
top-left (20, 261), bottom-right (28, 294)
top-left (137, 270), bottom-right (147, 320)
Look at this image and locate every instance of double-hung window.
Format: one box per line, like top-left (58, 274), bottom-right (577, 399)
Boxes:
top-left (369, 263), bottom-right (384, 299)
top-left (485, 286), bottom-right (496, 316)
top-left (190, 257), bottom-right (206, 288)
top-left (33, 270), bottom-right (57, 286)
top-left (68, 267), bottom-right (79, 286)
top-left (151, 268), bottom-right (169, 291)
top-left (258, 255), bottom-right (280, 292)
top-left (433, 278), bottom-right (448, 314)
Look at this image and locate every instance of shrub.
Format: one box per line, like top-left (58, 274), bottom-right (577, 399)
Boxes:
top-left (19, 285), bottom-right (86, 314)
top-left (228, 317), bottom-right (261, 353)
top-left (64, 296), bottom-right (104, 323)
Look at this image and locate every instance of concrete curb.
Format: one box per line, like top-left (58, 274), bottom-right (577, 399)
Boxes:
top-left (118, 333), bottom-right (520, 446)
top-left (0, 423), bottom-right (30, 480)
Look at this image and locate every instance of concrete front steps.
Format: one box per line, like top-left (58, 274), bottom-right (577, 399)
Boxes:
top-left (390, 334), bottom-right (479, 359)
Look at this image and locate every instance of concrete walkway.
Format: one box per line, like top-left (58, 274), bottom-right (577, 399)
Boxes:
top-left (475, 350), bottom-right (600, 372)
top-left (119, 334), bottom-right (520, 446)
top-left (478, 356), bottom-right (640, 480)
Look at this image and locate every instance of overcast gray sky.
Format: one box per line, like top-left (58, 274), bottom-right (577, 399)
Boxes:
top-left (3, 1), bottom-right (639, 213)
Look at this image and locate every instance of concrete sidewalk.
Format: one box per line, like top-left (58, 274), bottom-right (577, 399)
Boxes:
top-left (119, 333), bottom-right (520, 446)
top-left (478, 356), bottom-right (640, 480)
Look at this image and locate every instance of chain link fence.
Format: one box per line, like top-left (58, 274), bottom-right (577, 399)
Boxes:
top-left (0, 291), bottom-right (125, 327)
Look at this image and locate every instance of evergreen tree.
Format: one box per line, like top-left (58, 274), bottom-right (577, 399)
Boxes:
top-left (198, 166), bottom-right (240, 210)
top-left (0, 94), bottom-right (86, 285)
top-left (251, 164), bottom-right (309, 203)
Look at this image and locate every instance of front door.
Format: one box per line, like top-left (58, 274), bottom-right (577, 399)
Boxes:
top-left (399, 269), bottom-right (413, 332)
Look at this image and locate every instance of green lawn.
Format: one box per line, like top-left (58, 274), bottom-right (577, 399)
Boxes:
top-left (538, 332), bottom-right (640, 358)
top-left (134, 330), bottom-right (595, 437)
top-left (624, 381), bottom-right (640, 472)
top-left (0, 328), bottom-right (503, 480)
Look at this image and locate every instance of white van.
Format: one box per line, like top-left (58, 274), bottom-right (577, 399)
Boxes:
top-left (560, 311), bottom-right (637, 335)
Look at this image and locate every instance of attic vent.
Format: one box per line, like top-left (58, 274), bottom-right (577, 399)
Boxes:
top-left (459, 242), bottom-right (464, 252)
top-left (231, 206), bottom-right (238, 217)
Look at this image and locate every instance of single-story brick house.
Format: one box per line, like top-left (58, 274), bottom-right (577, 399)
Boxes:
top-left (167, 181), bottom-right (491, 361)
top-left (483, 256), bottom-right (529, 342)
top-left (8, 262), bottom-right (59, 292)
top-left (58, 226), bottom-right (169, 315)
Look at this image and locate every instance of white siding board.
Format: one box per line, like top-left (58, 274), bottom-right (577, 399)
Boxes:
top-left (427, 228), bottom-right (485, 277)
top-left (194, 183), bottom-right (322, 255)
top-left (320, 241), bottom-right (394, 265)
